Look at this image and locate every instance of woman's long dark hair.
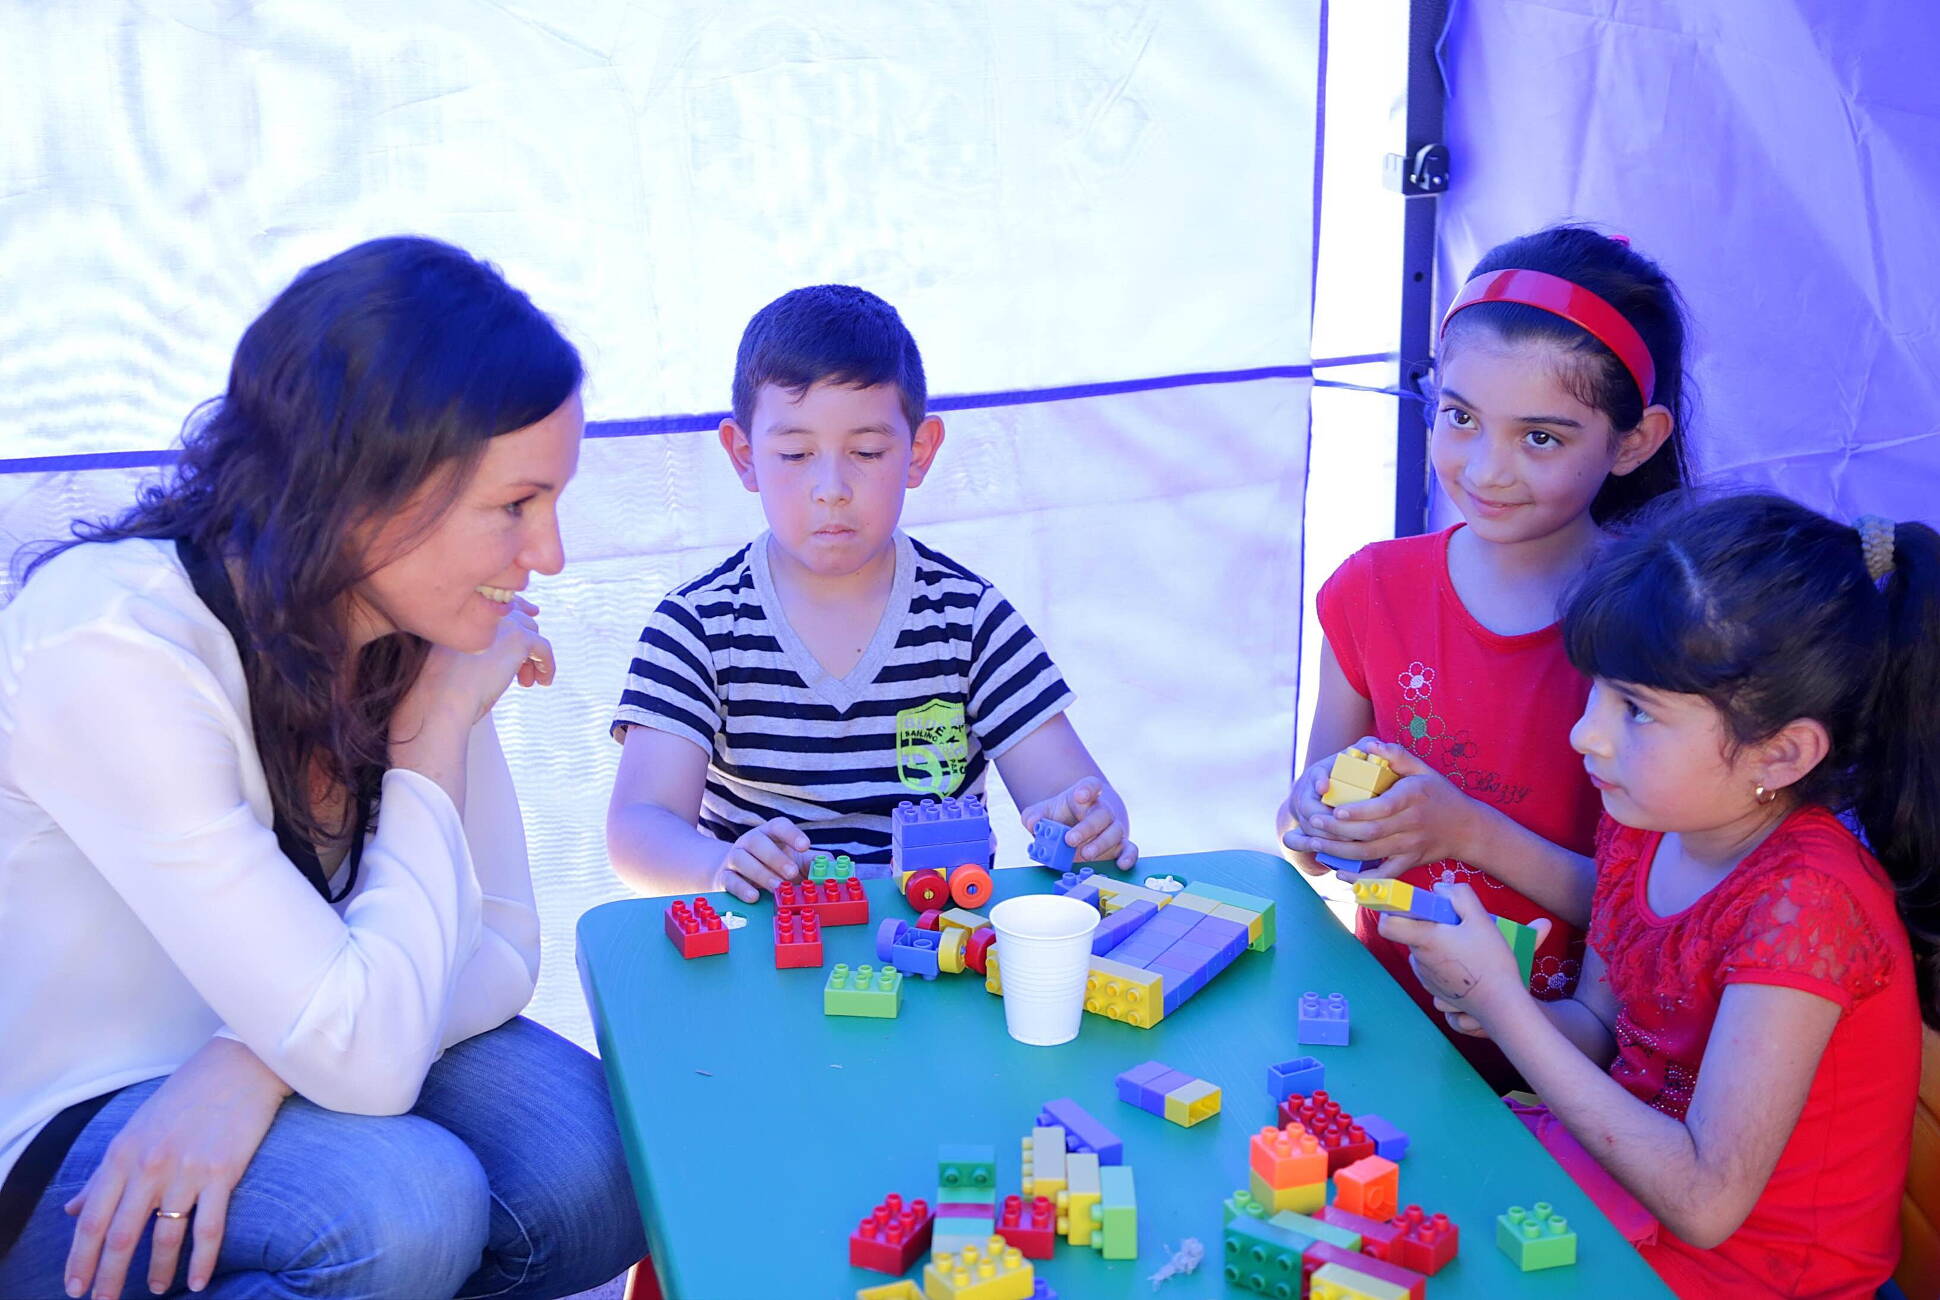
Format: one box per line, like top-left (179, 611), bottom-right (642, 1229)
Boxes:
top-left (27, 236), bottom-right (581, 883)
top-left (1563, 492), bottom-right (1940, 1027)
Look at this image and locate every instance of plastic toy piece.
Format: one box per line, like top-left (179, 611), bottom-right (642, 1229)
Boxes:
top-left (1387, 1206), bottom-right (1458, 1276)
top-left (1036, 1098), bottom-right (1123, 1165)
top-left (851, 1193), bottom-right (935, 1274)
top-left (1335, 1155), bottom-right (1400, 1221)
top-left (1309, 1261), bottom-right (1408, 1300)
top-left (772, 907), bottom-right (824, 968)
top-left (1113, 1061), bottom-right (1220, 1127)
top-left (949, 864), bottom-right (994, 909)
top-left (995, 1194), bottom-right (1056, 1259)
top-left (775, 877), bottom-right (870, 926)
top-left (892, 795), bottom-right (992, 849)
top-left (1300, 1242), bottom-right (1424, 1300)
top-left (915, 909), bottom-right (944, 931)
top-left (936, 927), bottom-right (968, 975)
top-left (1314, 850), bottom-right (1373, 874)
top-left (1222, 1187), bottom-right (1269, 1224)
top-left (1093, 1164), bottom-right (1137, 1259)
top-left (983, 947), bottom-right (1002, 995)
top-left (1265, 1055), bottom-right (1325, 1103)
top-left (1351, 877), bottom-right (1460, 925)
top-left (1083, 956), bottom-right (1164, 1028)
top-left (1321, 747), bottom-right (1398, 808)
top-left (1055, 1152), bottom-right (1101, 1246)
top-left (1297, 992), bottom-right (1351, 1046)
top-left (1020, 1127), bottom-right (1066, 1199)
top-left (1162, 1078), bottom-right (1221, 1127)
top-left (877, 918), bottom-right (944, 980)
top-left (1222, 1213), bottom-right (1314, 1293)
top-left (663, 897), bottom-right (728, 958)
top-left (717, 909), bottom-right (748, 929)
top-left (1264, 1208), bottom-right (1358, 1253)
top-left (1028, 817), bottom-right (1077, 873)
top-left (964, 927), bottom-right (996, 976)
top-left (1091, 899), bottom-right (1157, 955)
top-left (939, 1144), bottom-right (997, 1197)
top-left (1495, 1202), bottom-right (1576, 1271)
top-left (938, 907), bottom-right (988, 932)
top-left (1315, 1205), bottom-right (1403, 1261)
top-left (1278, 1091), bottom-right (1375, 1173)
top-left (904, 870), bottom-right (952, 910)
top-left (823, 963), bottom-right (902, 1017)
top-left (921, 1236), bottom-right (1034, 1300)
top-left (808, 851), bottom-right (857, 881)
top-left (1356, 1114), bottom-right (1408, 1162)
top-left (1027, 1283), bottom-right (1056, 1300)
top-left (1247, 1123), bottom-right (1325, 1214)
top-left (856, 1281), bottom-right (923, 1300)
top-left (1141, 873), bottom-right (1187, 894)
top-left (1494, 913), bottom-right (1541, 988)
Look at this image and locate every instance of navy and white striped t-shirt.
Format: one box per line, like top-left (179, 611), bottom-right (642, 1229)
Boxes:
top-left (612, 531), bottom-right (1074, 865)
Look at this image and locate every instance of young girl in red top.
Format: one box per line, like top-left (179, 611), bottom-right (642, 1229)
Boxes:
top-left (1387, 493), bottom-right (1936, 1298)
top-left (1279, 225), bottom-right (1692, 1088)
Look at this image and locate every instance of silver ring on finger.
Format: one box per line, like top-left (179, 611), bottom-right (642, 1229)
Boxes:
top-left (154, 1208), bottom-right (191, 1220)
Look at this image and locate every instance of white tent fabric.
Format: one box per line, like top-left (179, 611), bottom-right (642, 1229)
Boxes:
top-left (1435, 0), bottom-right (1940, 520)
top-left (0, 2), bottom-right (1322, 1045)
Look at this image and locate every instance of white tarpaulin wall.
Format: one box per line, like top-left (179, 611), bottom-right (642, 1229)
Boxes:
top-left (0, 3), bottom-right (1321, 1044)
top-left (1435, 0), bottom-right (1940, 519)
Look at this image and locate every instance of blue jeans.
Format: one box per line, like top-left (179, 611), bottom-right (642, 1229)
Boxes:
top-left (0, 1018), bottom-right (644, 1299)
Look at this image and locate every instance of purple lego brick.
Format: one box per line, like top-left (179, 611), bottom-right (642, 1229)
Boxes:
top-left (1266, 1055), bottom-right (1326, 1102)
top-left (1109, 935), bottom-right (1171, 966)
top-left (1185, 913), bottom-right (1250, 960)
top-left (1030, 818), bottom-right (1077, 872)
top-left (1315, 851), bottom-right (1379, 873)
top-left (1115, 1061), bottom-right (1192, 1115)
top-left (1036, 1098), bottom-right (1123, 1165)
top-left (892, 796), bottom-right (991, 849)
top-left (1405, 888), bottom-right (1461, 925)
top-left (1296, 991), bottom-right (1351, 1046)
top-left (1092, 899), bottom-right (1157, 955)
top-left (1357, 1112), bottom-right (1409, 1160)
top-left (897, 836), bottom-right (995, 874)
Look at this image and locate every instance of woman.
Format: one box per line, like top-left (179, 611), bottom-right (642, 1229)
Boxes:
top-left (0, 237), bottom-right (644, 1299)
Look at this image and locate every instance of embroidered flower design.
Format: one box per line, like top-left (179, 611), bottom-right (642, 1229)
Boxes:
top-left (1397, 662), bottom-right (1435, 700)
top-left (1393, 706), bottom-right (1448, 754)
top-left (1425, 859), bottom-right (1501, 891)
top-left (1531, 954), bottom-right (1581, 997)
top-left (1445, 729), bottom-right (1480, 763)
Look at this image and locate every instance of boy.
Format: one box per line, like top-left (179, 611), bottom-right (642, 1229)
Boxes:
top-left (607, 285), bottom-right (1135, 902)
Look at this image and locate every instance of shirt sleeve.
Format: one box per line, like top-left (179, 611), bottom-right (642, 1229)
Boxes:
top-left (1315, 547), bottom-right (1374, 699)
top-left (439, 713), bottom-right (540, 1046)
top-left (966, 585), bottom-right (1076, 759)
top-left (611, 593), bottom-right (721, 755)
top-left (1718, 866), bottom-right (1894, 1010)
top-left (5, 613), bottom-right (484, 1116)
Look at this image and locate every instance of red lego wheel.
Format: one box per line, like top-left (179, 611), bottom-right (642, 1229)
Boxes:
top-left (903, 870), bottom-right (949, 910)
top-left (948, 864), bottom-right (993, 909)
top-left (964, 926), bottom-right (997, 975)
top-left (915, 908), bottom-right (943, 931)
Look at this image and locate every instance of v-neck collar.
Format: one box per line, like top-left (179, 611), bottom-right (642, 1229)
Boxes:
top-left (751, 530), bottom-right (914, 714)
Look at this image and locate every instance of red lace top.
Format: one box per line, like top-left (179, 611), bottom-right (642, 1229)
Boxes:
top-left (1316, 526), bottom-right (1601, 1090)
top-left (1591, 808), bottom-right (1920, 1298)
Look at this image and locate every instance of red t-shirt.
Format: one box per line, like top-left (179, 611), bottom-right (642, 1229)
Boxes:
top-left (1316, 526), bottom-right (1602, 1089)
top-left (1592, 808), bottom-right (1919, 1298)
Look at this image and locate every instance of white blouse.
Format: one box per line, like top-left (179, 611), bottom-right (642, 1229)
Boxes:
top-left (0, 538), bottom-right (540, 1185)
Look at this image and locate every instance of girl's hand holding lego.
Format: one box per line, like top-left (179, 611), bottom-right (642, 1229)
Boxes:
top-left (1021, 777), bottom-right (1138, 871)
top-left (1377, 881), bottom-right (1525, 1020)
top-left (719, 816), bottom-right (810, 903)
top-left (1284, 738), bottom-right (1484, 879)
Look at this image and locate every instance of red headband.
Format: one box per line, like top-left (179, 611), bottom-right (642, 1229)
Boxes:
top-left (1440, 268), bottom-right (1657, 406)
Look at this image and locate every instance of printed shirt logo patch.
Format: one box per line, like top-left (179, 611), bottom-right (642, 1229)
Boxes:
top-left (896, 698), bottom-right (968, 795)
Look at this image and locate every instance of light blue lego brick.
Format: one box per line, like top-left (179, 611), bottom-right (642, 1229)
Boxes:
top-left (1176, 881), bottom-right (1274, 913)
top-left (1091, 899), bottom-right (1157, 955)
top-left (1030, 818), bottom-right (1077, 872)
top-left (891, 796), bottom-right (992, 849)
top-left (1358, 1113), bottom-right (1409, 1160)
top-left (1296, 991), bottom-right (1351, 1046)
top-left (1266, 1055), bottom-right (1325, 1102)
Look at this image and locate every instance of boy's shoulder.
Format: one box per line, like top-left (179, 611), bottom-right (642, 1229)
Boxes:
top-left (664, 541), bottom-right (759, 605)
top-left (904, 533), bottom-right (994, 594)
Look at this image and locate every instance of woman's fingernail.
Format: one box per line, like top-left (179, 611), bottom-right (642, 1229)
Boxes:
top-left (65, 1280), bottom-right (81, 1298)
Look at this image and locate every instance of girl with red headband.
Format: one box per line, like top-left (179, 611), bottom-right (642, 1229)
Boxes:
top-left (1279, 224), bottom-right (1691, 1090)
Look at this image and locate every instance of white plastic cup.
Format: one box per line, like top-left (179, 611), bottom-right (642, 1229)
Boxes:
top-left (990, 894), bottom-right (1100, 1046)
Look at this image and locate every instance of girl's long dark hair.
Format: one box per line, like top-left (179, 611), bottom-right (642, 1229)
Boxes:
top-left (27, 236), bottom-right (581, 884)
top-left (1563, 492), bottom-right (1940, 1026)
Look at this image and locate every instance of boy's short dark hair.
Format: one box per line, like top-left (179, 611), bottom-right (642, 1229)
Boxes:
top-left (732, 285), bottom-right (927, 434)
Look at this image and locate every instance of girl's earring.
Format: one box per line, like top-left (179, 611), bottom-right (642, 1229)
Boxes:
top-left (1753, 783), bottom-right (1778, 805)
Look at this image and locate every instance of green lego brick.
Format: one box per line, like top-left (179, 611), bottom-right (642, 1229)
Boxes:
top-left (1223, 1215), bottom-right (1311, 1293)
top-left (1266, 1208), bottom-right (1359, 1252)
top-left (938, 1143), bottom-right (997, 1198)
top-left (1223, 1187), bottom-right (1270, 1225)
top-left (822, 962), bottom-right (901, 1017)
top-left (1095, 1165), bottom-right (1137, 1260)
top-left (1496, 1202), bottom-right (1577, 1270)
top-left (1495, 914), bottom-right (1540, 989)
top-left (807, 851), bottom-right (856, 881)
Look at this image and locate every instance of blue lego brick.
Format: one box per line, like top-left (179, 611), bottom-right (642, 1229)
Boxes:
top-left (1186, 914), bottom-right (1250, 959)
top-left (1055, 870), bottom-right (1104, 910)
top-left (1108, 935), bottom-right (1170, 966)
top-left (1036, 1098), bottom-right (1123, 1165)
top-left (1315, 851), bottom-right (1377, 873)
top-left (892, 796), bottom-right (992, 849)
top-left (1091, 899), bottom-right (1156, 955)
top-left (1115, 1061), bottom-right (1193, 1116)
top-left (877, 919), bottom-right (943, 980)
top-left (1143, 906), bottom-right (1200, 937)
top-left (1266, 1055), bottom-right (1326, 1102)
top-left (896, 837), bottom-right (994, 874)
top-left (1297, 991), bottom-right (1351, 1046)
top-left (1406, 888), bottom-right (1461, 925)
top-left (1358, 1113), bottom-right (1409, 1161)
top-left (1030, 818), bottom-right (1077, 872)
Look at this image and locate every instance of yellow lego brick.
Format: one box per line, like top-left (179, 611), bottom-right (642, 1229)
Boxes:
top-left (858, 1282), bottom-right (924, 1300)
top-left (1249, 1167), bottom-right (1323, 1214)
top-left (1309, 1262), bottom-right (1408, 1300)
top-left (922, 1236), bottom-right (1034, 1300)
top-left (1165, 891), bottom-right (1221, 916)
top-left (1021, 1127), bottom-right (1066, 1200)
top-left (1084, 956), bottom-right (1164, 1028)
top-left (1351, 878), bottom-right (1417, 913)
top-left (1163, 1078), bottom-right (1222, 1127)
top-left (1094, 879), bottom-right (1174, 912)
top-left (938, 908), bottom-right (989, 933)
top-left (1056, 1152), bottom-right (1101, 1246)
top-left (1321, 747), bottom-right (1398, 808)
top-left (984, 948), bottom-right (1002, 995)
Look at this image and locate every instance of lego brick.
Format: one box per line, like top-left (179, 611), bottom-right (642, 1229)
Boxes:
top-left (1300, 1242), bottom-right (1424, 1300)
top-left (1093, 879), bottom-right (1175, 912)
top-left (1296, 992), bottom-right (1351, 1046)
top-left (1185, 912), bottom-right (1251, 958)
top-left (1055, 872), bottom-right (1103, 910)
top-left (1091, 899), bottom-right (1157, 954)
top-left (1028, 817), bottom-right (1077, 872)
top-left (1020, 1127), bottom-right (1065, 1199)
top-left (1211, 901), bottom-right (1266, 947)
top-left (1266, 1055), bottom-right (1325, 1103)
top-left (823, 962), bottom-right (902, 1017)
top-left (1057, 1152), bottom-right (1101, 1246)
top-left (1036, 1099), bottom-right (1123, 1164)
top-left (1495, 1202), bottom-right (1576, 1271)
top-left (772, 907), bottom-right (824, 968)
top-left (1027, 1283), bottom-right (1056, 1300)
top-left (1352, 877), bottom-right (1459, 925)
top-left (1334, 1155), bottom-right (1400, 1221)
top-left (1278, 1091), bottom-right (1375, 1172)
top-left (938, 907), bottom-right (988, 933)
top-left (1387, 1206), bottom-right (1459, 1276)
top-left (775, 876), bottom-right (869, 926)
top-left (899, 839), bottom-right (996, 875)
top-left (1315, 850), bottom-right (1374, 874)
top-left (903, 869), bottom-right (953, 911)
top-left (1248, 1167), bottom-right (1324, 1214)
top-left (891, 795), bottom-right (991, 848)
top-left (663, 897), bottom-right (728, 958)
top-left (857, 1282), bottom-right (923, 1300)
top-left (1309, 1261), bottom-right (1409, 1300)
top-left (1223, 1187), bottom-right (1269, 1224)
top-left (964, 926), bottom-right (996, 976)
top-left (995, 1194), bottom-right (1057, 1259)
top-left (930, 1228), bottom-right (995, 1258)
top-left (1250, 1123), bottom-right (1327, 1188)
top-left (922, 1236), bottom-right (1034, 1300)
top-left (938, 1144), bottom-right (997, 1199)
top-left (984, 947), bottom-right (1002, 995)
top-left (1164, 891), bottom-right (1220, 916)
top-left (851, 1193), bottom-right (934, 1274)
top-left (936, 926), bottom-right (968, 975)
top-left (1113, 1060), bottom-right (1188, 1114)
top-left (878, 918), bottom-right (943, 980)
top-left (1172, 880), bottom-right (1274, 914)
top-left (1266, 1209), bottom-right (1359, 1252)
top-left (1162, 1077), bottom-right (1222, 1127)
top-left (1315, 1205), bottom-right (1404, 1261)
top-left (1320, 747), bottom-right (1398, 807)
top-left (807, 851), bottom-right (856, 881)
top-left (1494, 913), bottom-right (1541, 988)
top-left (1222, 1215), bottom-right (1312, 1293)
top-left (1082, 957), bottom-right (1164, 1029)
top-left (1356, 1114), bottom-right (1409, 1162)
top-left (1093, 1165), bottom-right (1137, 1260)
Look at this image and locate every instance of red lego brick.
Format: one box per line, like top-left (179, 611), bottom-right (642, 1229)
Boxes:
top-left (1278, 1091), bottom-right (1376, 1172)
top-left (775, 877), bottom-right (870, 926)
top-left (1316, 1205), bottom-right (1403, 1261)
top-left (664, 897), bottom-right (728, 958)
top-left (995, 1193), bottom-right (1057, 1260)
top-left (1335, 1155), bottom-right (1400, 1221)
top-left (964, 926), bottom-right (996, 975)
top-left (1388, 1205), bottom-right (1459, 1276)
top-left (772, 907), bottom-right (824, 968)
top-left (850, 1193), bottom-right (934, 1274)
top-left (1301, 1241), bottom-right (1425, 1300)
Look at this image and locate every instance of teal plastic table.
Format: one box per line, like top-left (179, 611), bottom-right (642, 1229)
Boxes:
top-left (576, 851), bottom-right (1673, 1298)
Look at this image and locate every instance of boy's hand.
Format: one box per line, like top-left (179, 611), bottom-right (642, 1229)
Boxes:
top-left (719, 817), bottom-right (810, 903)
top-left (1377, 882), bottom-right (1524, 1022)
top-left (1020, 777), bottom-right (1137, 871)
top-left (1281, 738), bottom-right (1484, 879)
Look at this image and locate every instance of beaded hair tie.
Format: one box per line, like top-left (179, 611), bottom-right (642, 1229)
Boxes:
top-left (1856, 515), bottom-right (1896, 582)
